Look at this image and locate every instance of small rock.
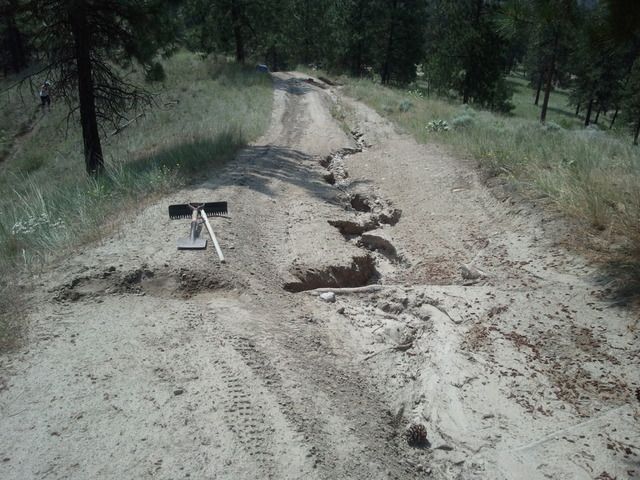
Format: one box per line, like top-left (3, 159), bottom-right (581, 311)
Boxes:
top-left (337, 307), bottom-right (345, 314)
top-left (319, 292), bottom-right (336, 303)
top-left (460, 264), bottom-right (485, 280)
top-left (173, 388), bottom-right (185, 396)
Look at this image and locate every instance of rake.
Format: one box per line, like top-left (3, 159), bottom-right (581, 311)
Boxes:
top-left (169, 202), bottom-right (228, 261)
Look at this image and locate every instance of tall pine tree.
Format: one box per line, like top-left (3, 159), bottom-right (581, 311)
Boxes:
top-left (23, 0), bottom-right (175, 175)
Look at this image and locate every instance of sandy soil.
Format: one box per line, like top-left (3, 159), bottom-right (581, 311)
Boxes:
top-left (0, 73), bottom-right (638, 480)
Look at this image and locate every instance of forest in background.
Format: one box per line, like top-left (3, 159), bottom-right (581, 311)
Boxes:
top-left (2, 0), bottom-right (640, 173)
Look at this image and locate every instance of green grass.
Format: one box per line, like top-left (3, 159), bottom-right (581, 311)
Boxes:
top-left (507, 75), bottom-right (583, 129)
top-left (342, 78), bottom-right (640, 267)
top-left (0, 52), bottom-right (273, 348)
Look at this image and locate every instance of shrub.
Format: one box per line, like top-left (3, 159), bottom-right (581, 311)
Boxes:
top-left (399, 99), bottom-right (413, 112)
top-left (451, 114), bottom-right (474, 129)
top-left (426, 120), bottom-right (449, 132)
top-left (541, 121), bottom-right (563, 132)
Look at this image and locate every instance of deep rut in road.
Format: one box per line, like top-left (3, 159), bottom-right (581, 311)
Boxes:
top-left (283, 255), bottom-right (379, 292)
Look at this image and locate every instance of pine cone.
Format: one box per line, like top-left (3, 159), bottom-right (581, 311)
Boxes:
top-left (406, 423), bottom-right (428, 446)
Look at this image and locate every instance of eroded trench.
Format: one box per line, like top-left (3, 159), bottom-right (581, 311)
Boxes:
top-left (283, 255), bottom-right (379, 293)
top-left (284, 131), bottom-right (405, 293)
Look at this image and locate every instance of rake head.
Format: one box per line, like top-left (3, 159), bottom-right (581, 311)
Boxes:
top-left (168, 202), bottom-right (228, 219)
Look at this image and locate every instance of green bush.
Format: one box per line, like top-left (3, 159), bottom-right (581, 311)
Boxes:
top-left (541, 121), bottom-right (563, 132)
top-left (399, 99), bottom-right (413, 112)
top-left (426, 119), bottom-right (450, 132)
top-left (451, 114), bottom-right (474, 129)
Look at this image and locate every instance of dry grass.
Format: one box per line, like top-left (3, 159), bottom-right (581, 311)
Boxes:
top-left (0, 52), bottom-right (273, 350)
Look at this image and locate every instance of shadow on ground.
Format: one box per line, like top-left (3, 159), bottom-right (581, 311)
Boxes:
top-left (199, 144), bottom-right (371, 206)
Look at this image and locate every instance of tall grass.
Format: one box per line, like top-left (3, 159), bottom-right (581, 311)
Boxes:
top-left (343, 78), bottom-right (640, 261)
top-left (0, 52), bottom-right (272, 277)
top-left (0, 52), bottom-right (272, 349)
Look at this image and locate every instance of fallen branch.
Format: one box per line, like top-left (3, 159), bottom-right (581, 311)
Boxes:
top-left (110, 112), bottom-right (145, 136)
top-left (508, 404), bottom-right (631, 453)
top-left (306, 284), bottom-right (393, 296)
top-left (427, 301), bottom-right (462, 324)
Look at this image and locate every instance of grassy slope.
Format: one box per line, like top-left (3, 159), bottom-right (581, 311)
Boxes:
top-left (342, 78), bottom-right (640, 261)
top-left (0, 52), bottom-right (273, 349)
top-left (506, 76), bottom-right (582, 128)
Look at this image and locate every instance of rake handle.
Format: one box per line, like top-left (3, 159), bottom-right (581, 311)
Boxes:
top-left (200, 209), bottom-right (225, 263)
top-left (189, 208), bottom-right (198, 242)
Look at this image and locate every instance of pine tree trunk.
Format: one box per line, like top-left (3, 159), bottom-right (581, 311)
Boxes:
top-left (230, 1), bottom-right (245, 63)
top-left (540, 34), bottom-right (558, 123)
top-left (595, 109), bottom-right (601, 124)
top-left (575, 102), bottom-right (580, 116)
top-left (302, 0), bottom-right (311, 63)
top-left (380, 0), bottom-right (397, 85)
top-left (5, 12), bottom-right (27, 73)
top-left (610, 107), bottom-right (619, 128)
top-left (634, 116), bottom-right (640, 145)
top-left (534, 74), bottom-right (543, 106)
top-left (269, 47), bottom-right (278, 71)
top-left (70, 3), bottom-right (104, 176)
top-left (350, 1), bottom-right (365, 76)
top-left (584, 98), bottom-right (594, 126)
top-left (353, 42), bottom-right (362, 77)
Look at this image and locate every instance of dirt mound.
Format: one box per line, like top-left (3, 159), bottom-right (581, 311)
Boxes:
top-left (54, 266), bottom-right (228, 301)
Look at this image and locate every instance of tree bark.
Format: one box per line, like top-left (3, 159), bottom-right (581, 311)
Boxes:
top-left (69, 2), bottom-right (104, 176)
top-left (5, 9), bottom-right (27, 73)
top-left (610, 107), bottom-right (619, 128)
top-left (595, 108), bottom-right (601, 124)
top-left (540, 33), bottom-right (559, 123)
top-left (380, 0), bottom-right (397, 85)
top-left (534, 73), bottom-right (543, 105)
top-left (230, 0), bottom-right (245, 63)
top-left (584, 98), bottom-right (594, 126)
top-left (575, 102), bottom-right (580, 116)
top-left (634, 115), bottom-right (640, 145)
top-left (349, 0), bottom-right (365, 76)
top-left (270, 46), bottom-right (278, 71)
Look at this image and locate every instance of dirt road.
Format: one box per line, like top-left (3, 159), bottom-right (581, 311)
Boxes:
top-left (1, 73), bottom-right (638, 479)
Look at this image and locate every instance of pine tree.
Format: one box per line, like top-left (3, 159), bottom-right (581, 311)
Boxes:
top-left (623, 57), bottom-right (640, 145)
top-left (22, 0), bottom-right (175, 175)
top-left (426, 0), bottom-right (512, 111)
top-left (378, 0), bottom-right (426, 84)
top-left (0, 0), bottom-right (28, 74)
top-left (498, 0), bottom-right (578, 122)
